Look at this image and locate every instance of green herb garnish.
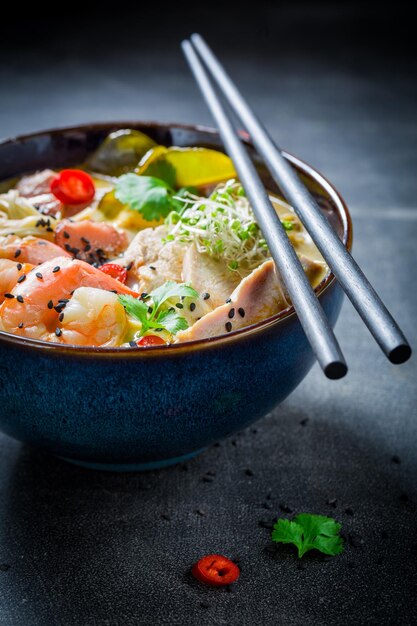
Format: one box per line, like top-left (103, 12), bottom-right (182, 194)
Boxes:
top-left (281, 219), bottom-right (294, 231)
top-left (119, 281), bottom-right (198, 338)
top-left (115, 174), bottom-right (182, 221)
top-left (272, 514), bottom-right (344, 558)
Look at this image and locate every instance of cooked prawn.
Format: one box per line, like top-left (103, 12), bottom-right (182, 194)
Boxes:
top-left (59, 287), bottom-right (127, 346)
top-left (54, 219), bottom-right (128, 263)
top-left (0, 256), bottom-right (138, 344)
top-left (0, 259), bottom-right (34, 303)
top-left (0, 234), bottom-right (71, 265)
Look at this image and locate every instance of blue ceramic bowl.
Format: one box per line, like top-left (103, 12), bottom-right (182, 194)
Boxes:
top-left (0, 122), bottom-right (352, 470)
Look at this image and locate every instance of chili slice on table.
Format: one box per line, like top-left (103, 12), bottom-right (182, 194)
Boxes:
top-left (137, 335), bottom-right (167, 347)
top-left (50, 169), bottom-right (96, 205)
top-left (99, 263), bottom-right (128, 284)
top-left (192, 555), bottom-right (240, 586)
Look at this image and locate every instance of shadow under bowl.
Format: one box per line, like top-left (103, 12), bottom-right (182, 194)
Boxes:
top-left (0, 121), bottom-right (352, 470)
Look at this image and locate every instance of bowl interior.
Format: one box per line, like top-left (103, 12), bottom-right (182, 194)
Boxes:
top-left (0, 121), bottom-right (351, 353)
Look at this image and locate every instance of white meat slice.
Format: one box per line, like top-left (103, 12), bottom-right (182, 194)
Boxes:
top-left (175, 259), bottom-right (289, 342)
top-left (182, 244), bottom-right (241, 308)
top-left (117, 225), bottom-right (187, 293)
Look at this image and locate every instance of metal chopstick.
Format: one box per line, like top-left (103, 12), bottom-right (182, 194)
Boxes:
top-left (182, 40), bottom-right (347, 380)
top-left (189, 33), bottom-right (411, 365)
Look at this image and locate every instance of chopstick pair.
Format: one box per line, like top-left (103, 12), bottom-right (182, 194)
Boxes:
top-left (181, 34), bottom-right (411, 379)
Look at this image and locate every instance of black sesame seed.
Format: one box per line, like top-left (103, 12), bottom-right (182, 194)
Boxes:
top-left (225, 321), bottom-right (232, 332)
top-left (190, 302), bottom-right (196, 312)
top-left (18, 323), bottom-right (24, 329)
top-left (202, 292), bottom-right (210, 300)
top-left (46, 227), bottom-right (53, 233)
top-left (175, 302), bottom-right (183, 309)
top-left (14, 249), bottom-right (21, 258)
top-left (55, 328), bottom-right (62, 337)
top-left (59, 312), bottom-right (64, 322)
top-left (17, 275), bottom-right (26, 284)
top-left (84, 244), bottom-right (92, 252)
top-left (52, 266), bottom-right (60, 273)
top-left (16, 263), bottom-right (22, 271)
top-left (228, 308), bottom-right (235, 319)
top-left (47, 300), bottom-right (54, 309)
top-left (129, 341), bottom-right (137, 347)
top-left (4, 293), bottom-right (14, 299)
top-left (81, 237), bottom-right (90, 244)
top-left (126, 261), bottom-right (133, 271)
top-left (54, 304), bottom-right (65, 313)
top-left (140, 293), bottom-right (148, 300)
top-left (64, 244), bottom-right (72, 252)
top-left (58, 298), bottom-right (69, 304)
top-left (225, 298), bottom-right (231, 303)
top-left (149, 265), bottom-right (156, 270)
top-left (63, 231), bottom-right (70, 239)
top-left (16, 295), bottom-right (24, 303)
top-left (238, 307), bottom-right (245, 318)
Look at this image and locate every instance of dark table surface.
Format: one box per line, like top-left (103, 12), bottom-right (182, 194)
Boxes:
top-left (1, 4), bottom-right (416, 625)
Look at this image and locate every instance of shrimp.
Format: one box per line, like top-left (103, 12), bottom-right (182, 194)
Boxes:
top-left (54, 219), bottom-right (128, 263)
top-left (59, 287), bottom-right (127, 346)
top-left (0, 259), bottom-right (34, 303)
top-left (0, 234), bottom-right (71, 265)
top-left (0, 256), bottom-right (138, 344)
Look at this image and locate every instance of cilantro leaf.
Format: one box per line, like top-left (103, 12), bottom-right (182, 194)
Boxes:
top-left (118, 281), bottom-right (198, 339)
top-left (156, 309), bottom-right (189, 334)
top-left (118, 294), bottom-right (149, 325)
top-left (115, 174), bottom-right (181, 221)
top-left (272, 513), bottom-right (344, 558)
top-left (150, 281), bottom-right (198, 311)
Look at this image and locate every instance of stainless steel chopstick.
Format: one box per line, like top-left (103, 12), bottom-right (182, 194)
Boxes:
top-left (182, 40), bottom-right (347, 380)
top-left (190, 33), bottom-right (411, 365)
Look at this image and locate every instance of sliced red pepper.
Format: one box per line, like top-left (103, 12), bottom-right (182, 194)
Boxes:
top-left (99, 263), bottom-right (128, 284)
top-left (50, 169), bottom-right (95, 205)
top-left (136, 335), bottom-right (167, 347)
top-left (192, 555), bottom-right (240, 586)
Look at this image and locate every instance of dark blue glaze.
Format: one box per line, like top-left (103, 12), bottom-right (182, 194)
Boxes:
top-left (0, 122), bottom-right (351, 470)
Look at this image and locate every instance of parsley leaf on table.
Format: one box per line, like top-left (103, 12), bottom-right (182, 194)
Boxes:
top-left (115, 174), bottom-right (182, 221)
top-left (272, 513), bottom-right (344, 558)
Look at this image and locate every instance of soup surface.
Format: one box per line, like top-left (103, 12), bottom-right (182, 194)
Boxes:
top-left (0, 129), bottom-right (327, 347)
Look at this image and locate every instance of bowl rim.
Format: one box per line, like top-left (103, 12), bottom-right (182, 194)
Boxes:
top-left (0, 120), bottom-right (352, 357)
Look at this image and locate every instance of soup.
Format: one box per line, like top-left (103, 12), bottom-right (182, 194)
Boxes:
top-left (0, 129), bottom-right (327, 348)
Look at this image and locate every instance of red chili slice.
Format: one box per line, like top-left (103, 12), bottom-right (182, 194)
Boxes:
top-left (192, 555), bottom-right (240, 587)
top-left (136, 335), bottom-right (167, 347)
top-left (99, 263), bottom-right (128, 284)
top-left (50, 169), bottom-right (95, 205)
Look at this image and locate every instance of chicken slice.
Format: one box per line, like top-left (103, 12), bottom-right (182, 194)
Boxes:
top-left (117, 225), bottom-right (187, 293)
top-left (182, 244), bottom-right (242, 309)
top-left (175, 259), bottom-right (289, 342)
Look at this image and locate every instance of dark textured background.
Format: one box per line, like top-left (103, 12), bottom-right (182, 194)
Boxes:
top-left (1, 3), bottom-right (416, 624)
